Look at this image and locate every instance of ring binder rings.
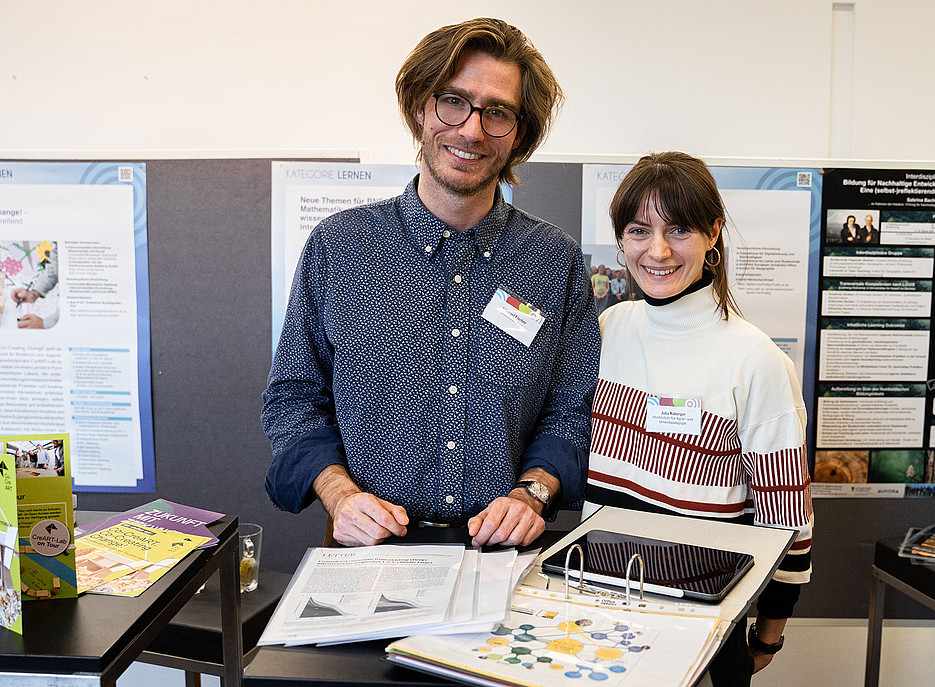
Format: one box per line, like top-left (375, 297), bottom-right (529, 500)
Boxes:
top-left (562, 542), bottom-right (646, 606)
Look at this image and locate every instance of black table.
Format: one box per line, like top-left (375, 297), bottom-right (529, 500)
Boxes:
top-left (0, 514), bottom-right (243, 687)
top-left (244, 527), bottom-right (565, 687)
top-left (864, 535), bottom-right (935, 687)
top-left (141, 570), bottom-right (291, 687)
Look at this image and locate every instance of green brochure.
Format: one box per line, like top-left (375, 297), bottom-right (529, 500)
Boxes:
top-left (1, 434), bottom-right (77, 618)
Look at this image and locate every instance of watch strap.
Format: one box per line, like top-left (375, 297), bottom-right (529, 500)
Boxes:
top-left (747, 622), bottom-right (784, 654)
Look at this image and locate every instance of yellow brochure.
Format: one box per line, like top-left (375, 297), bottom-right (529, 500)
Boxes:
top-left (76, 521), bottom-right (209, 596)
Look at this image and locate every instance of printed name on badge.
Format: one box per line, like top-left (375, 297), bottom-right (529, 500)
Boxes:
top-left (481, 286), bottom-right (544, 347)
top-left (645, 396), bottom-right (702, 436)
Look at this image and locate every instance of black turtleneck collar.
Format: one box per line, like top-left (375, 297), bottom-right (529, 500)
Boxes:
top-left (643, 270), bottom-right (714, 307)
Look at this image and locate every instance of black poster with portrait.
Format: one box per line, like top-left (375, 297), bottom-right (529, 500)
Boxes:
top-left (814, 168), bottom-right (935, 498)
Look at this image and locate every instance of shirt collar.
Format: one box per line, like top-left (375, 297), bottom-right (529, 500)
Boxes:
top-left (399, 175), bottom-right (510, 262)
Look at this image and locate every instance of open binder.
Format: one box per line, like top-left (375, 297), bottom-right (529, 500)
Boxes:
top-left (387, 505), bottom-right (795, 687)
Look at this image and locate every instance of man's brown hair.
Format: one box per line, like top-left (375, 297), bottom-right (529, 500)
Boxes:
top-left (396, 17), bottom-right (562, 187)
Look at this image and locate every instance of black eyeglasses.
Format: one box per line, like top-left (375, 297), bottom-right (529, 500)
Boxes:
top-left (432, 93), bottom-right (521, 138)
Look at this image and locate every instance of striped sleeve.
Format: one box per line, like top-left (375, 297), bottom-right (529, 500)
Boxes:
top-left (741, 436), bottom-right (813, 608)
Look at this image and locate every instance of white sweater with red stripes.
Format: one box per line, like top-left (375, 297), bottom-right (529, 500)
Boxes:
top-left (584, 284), bottom-right (813, 598)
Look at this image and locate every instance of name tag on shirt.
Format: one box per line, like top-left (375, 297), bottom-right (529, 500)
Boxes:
top-left (482, 286), bottom-right (544, 347)
top-left (645, 395), bottom-right (702, 436)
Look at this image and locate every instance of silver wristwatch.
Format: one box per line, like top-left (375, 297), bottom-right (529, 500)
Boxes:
top-left (511, 480), bottom-right (551, 507)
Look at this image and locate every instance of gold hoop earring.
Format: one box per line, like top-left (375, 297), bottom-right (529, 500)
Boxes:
top-left (705, 246), bottom-right (721, 267)
top-left (616, 248), bottom-right (626, 268)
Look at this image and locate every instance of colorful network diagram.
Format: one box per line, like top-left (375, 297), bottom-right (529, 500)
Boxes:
top-left (472, 617), bottom-right (655, 680)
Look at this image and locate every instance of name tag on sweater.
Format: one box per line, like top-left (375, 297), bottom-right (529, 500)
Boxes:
top-left (482, 286), bottom-right (544, 347)
top-left (645, 396), bottom-right (702, 435)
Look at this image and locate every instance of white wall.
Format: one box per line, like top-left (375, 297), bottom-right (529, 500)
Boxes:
top-left (1, 0), bottom-right (932, 163)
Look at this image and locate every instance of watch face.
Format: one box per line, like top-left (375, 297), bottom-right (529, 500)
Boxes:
top-left (525, 481), bottom-right (549, 503)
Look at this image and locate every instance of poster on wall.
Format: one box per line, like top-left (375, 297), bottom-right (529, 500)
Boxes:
top-left (0, 162), bottom-right (155, 492)
top-left (813, 168), bottom-right (935, 498)
top-left (270, 161), bottom-right (514, 345)
top-left (270, 162), bottom-right (417, 345)
top-left (581, 164), bottom-right (821, 400)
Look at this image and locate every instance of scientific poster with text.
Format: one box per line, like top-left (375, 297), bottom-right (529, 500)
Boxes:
top-left (270, 162), bottom-right (418, 344)
top-left (581, 164), bottom-right (821, 399)
top-left (270, 161), bottom-right (516, 344)
top-left (813, 168), bottom-right (935, 498)
top-left (0, 163), bottom-right (154, 492)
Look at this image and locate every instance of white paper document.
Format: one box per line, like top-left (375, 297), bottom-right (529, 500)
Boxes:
top-left (260, 544), bottom-right (464, 646)
top-left (388, 585), bottom-right (723, 687)
top-left (260, 544), bottom-right (534, 647)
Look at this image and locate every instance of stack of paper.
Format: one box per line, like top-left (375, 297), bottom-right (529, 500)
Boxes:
top-left (387, 584), bottom-right (726, 687)
top-left (76, 499), bottom-right (222, 549)
top-left (259, 544), bottom-right (539, 647)
top-left (75, 499), bottom-right (223, 597)
top-left (899, 525), bottom-right (935, 563)
top-left (75, 521), bottom-right (211, 596)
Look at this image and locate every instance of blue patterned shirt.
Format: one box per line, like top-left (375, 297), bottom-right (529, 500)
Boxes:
top-left (262, 177), bottom-right (600, 521)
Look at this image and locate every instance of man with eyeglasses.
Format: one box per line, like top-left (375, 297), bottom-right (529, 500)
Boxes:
top-left (263, 18), bottom-right (599, 548)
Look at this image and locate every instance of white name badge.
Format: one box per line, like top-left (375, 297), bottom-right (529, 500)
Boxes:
top-left (645, 395), bottom-right (702, 436)
top-left (481, 286), bottom-right (544, 347)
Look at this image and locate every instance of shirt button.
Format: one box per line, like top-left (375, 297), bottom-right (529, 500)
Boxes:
top-left (445, 495), bottom-right (454, 504)
top-left (453, 274), bottom-right (462, 284)
top-left (448, 385), bottom-right (458, 394)
top-left (443, 230), bottom-right (451, 238)
top-left (446, 441), bottom-right (456, 450)
top-left (483, 250), bottom-right (491, 259)
top-left (424, 245), bottom-right (432, 253)
top-left (451, 328), bottom-right (460, 337)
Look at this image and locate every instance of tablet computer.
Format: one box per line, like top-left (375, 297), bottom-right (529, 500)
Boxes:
top-left (541, 529), bottom-right (755, 602)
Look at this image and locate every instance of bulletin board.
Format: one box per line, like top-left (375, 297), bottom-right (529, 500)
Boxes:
top-left (7, 156), bottom-right (926, 620)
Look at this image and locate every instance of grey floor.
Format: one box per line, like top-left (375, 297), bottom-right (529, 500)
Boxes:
top-left (117, 663), bottom-right (220, 686)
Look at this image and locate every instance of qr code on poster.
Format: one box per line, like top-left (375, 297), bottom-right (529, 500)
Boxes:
top-left (118, 166), bottom-right (133, 183)
top-left (796, 172), bottom-right (812, 188)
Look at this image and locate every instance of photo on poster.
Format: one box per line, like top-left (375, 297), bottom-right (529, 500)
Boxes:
top-left (6, 438), bottom-right (66, 478)
top-left (813, 450), bottom-right (869, 484)
top-left (826, 210), bottom-right (880, 245)
top-left (868, 450), bottom-right (926, 484)
top-left (0, 240), bottom-right (59, 330)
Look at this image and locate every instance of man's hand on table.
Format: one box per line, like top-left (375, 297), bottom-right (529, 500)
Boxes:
top-left (332, 492), bottom-right (409, 546)
top-left (467, 491), bottom-right (545, 548)
top-left (314, 465), bottom-right (408, 546)
top-left (468, 468), bottom-right (560, 547)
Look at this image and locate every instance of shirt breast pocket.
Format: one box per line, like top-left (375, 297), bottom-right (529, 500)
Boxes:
top-left (473, 313), bottom-right (553, 388)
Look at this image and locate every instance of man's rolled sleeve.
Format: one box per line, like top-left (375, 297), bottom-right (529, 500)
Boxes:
top-left (521, 434), bottom-right (588, 507)
top-left (264, 426), bottom-right (347, 513)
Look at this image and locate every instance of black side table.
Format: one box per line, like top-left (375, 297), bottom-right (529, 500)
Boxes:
top-left (864, 535), bottom-right (935, 687)
top-left (0, 514), bottom-right (242, 687)
top-left (140, 570), bottom-right (291, 687)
